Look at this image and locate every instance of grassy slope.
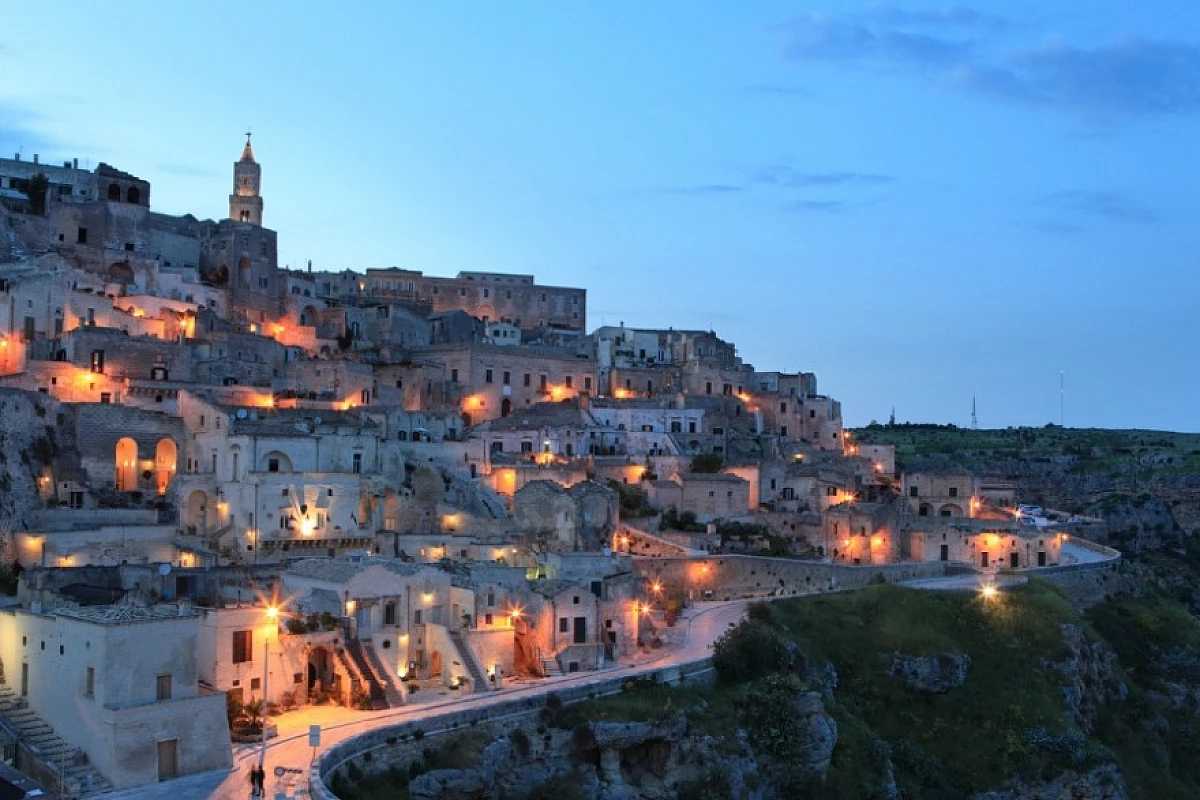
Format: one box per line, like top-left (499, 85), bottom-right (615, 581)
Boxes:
top-left (570, 583), bottom-right (1200, 798)
top-left (851, 425), bottom-right (1200, 478)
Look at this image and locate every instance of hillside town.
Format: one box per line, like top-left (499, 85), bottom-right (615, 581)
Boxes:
top-left (0, 142), bottom-right (1112, 797)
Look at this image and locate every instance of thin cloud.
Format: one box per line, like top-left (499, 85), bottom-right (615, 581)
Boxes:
top-left (1042, 190), bottom-right (1156, 223)
top-left (661, 184), bottom-right (744, 196)
top-left (753, 165), bottom-right (893, 188)
top-left (787, 199), bottom-right (850, 213)
top-left (778, 7), bottom-right (1200, 118)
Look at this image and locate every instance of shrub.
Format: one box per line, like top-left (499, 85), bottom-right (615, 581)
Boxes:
top-left (712, 619), bottom-right (793, 685)
top-left (510, 728), bottom-right (532, 758)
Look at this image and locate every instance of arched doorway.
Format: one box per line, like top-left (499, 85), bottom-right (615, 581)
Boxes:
top-left (185, 490), bottom-right (209, 536)
top-left (115, 438), bottom-right (138, 491)
top-left (307, 646), bottom-right (335, 701)
top-left (461, 412), bottom-right (472, 428)
top-left (940, 504), bottom-right (963, 518)
top-left (126, 186), bottom-right (141, 204)
top-left (154, 439), bottom-right (177, 495)
top-left (501, 398), bottom-right (512, 417)
top-left (918, 503), bottom-right (932, 517)
top-left (429, 650), bottom-right (442, 681)
top-left (107, 183), bottom-right (121, 201)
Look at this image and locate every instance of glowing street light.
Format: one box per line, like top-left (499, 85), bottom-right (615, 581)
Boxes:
top-left (980, 584), bottom-right (999, 602)
top-left (260, 605), bottom-right (279, 768)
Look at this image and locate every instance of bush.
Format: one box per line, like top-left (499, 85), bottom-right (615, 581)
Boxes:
top-left (712, 619), bottom-right (793, 685)
top-left (285, 617), bottom-right (308, 635)
top-left (510, 728), bottom-right (532, 758)
top-left (690, 453), bottom-right (724, 473)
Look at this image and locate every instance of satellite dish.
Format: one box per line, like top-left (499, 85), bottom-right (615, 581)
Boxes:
top-left (313, 416), bottom-right (323, 425)
top-left (236, 409), bottom-right (248, 419)
top-left (159, 563), bottom-right (172, 576)
top-left (602, 547), bottom-right (612, 557)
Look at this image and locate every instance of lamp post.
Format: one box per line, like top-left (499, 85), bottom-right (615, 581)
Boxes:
top-left (259, 606), bottom-right (278, 769)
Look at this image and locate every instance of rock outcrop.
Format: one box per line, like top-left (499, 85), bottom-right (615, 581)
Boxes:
top-left (972, 764), bottom-right (1129, 800)
top-left (790, 691), bottom-right (839, 774)
top-left (889, 652), bottom-right (971, 693)
top-left (1048, 624), bottom-right (1126, 733)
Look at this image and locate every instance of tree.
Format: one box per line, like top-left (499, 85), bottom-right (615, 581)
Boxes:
top-left (13, 172), bottom-right (49, 215)
top-left (690, 453), bottom-right (723, 473)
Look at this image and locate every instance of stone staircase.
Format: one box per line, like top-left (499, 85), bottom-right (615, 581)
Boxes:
top-left (360, 642), bottom-right (406, 706)
top-left (0, 675), bottom-right (112, 797)
top-left (540, 654), bottom-right (564, 678)
top-left (448, 631), bottom-right (491, 693)
top-left (342, 639), bottom-right (389, 710)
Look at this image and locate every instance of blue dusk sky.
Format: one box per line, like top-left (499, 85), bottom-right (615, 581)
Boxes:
top-left (2, 2), bottom-right (1198, 430)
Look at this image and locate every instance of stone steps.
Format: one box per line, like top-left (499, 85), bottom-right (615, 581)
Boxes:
top-left (541, 658), bottom-right (564, 678)
top-left (0, 675), bottom-right (112, 798)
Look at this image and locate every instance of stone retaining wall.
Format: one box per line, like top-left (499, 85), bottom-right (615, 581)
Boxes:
top-left (309, 659), bottom-right (715, 799)
top-left (633, 555), bottom-right (950, 600)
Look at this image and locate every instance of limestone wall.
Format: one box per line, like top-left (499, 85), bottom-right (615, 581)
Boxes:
top-left (632, 555), bottom-right (949, 601)
top-left (310, 657), bottom-right (715, 800)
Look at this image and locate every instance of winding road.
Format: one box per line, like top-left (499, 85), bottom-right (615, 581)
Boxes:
top-left (95, 600), bottom-right (751, 800)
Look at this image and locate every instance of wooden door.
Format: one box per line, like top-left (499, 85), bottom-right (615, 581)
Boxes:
top-left (157, 739), bottom-right (178, 781)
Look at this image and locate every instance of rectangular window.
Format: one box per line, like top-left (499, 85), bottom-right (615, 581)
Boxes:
top-left (539, 375), bottom-right (548, 390)
top-left (584, 377), bottom-right (592, 392)
top-left (486, 592), bottom-right (495, 607)
top-left (949, 486), bottom-right (959, 498)
top-left (77, 227), bottom-right (88, 244)
top-left (705, 382), bottom-right (712, 395)
top-left (503, 371), bottom-right (511, 385)
top-left (352, 453), bottom-right (362, 473)
top-left (268, 458), bottom-right (280, 473)
top-left (90, 350), bottom-right (105, 374)
top-left (231, 630), bottom-right (252, 664)
top-left (484, 613), bottom-right (493, 626)
top-left (559, 617), bottom-right (569, 633)
top-left (85, 667), bottom-right (94, 698)
top-left (523, 373), bottom-right (531, 387)
top-left (565, 376), bottom-right (573, 389)
top-left (485, 369), bottom-right (493, 384)
top-left (451, 368), bottom-right (459, 383)
top-left (156, 674), bottom-right (172, 701)
top-left (909, 486), bottom-right (919, 497)
top-left (99, 393), bottom-right (111, 404)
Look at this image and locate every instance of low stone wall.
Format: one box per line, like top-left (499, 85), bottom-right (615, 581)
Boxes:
top-left (309, 658), bottom-right (715, 799)
top-left (632, 555), bottom-right (950, 601)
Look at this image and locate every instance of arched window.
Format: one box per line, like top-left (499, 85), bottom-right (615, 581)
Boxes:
top-left (107, 183), bottom-right (121, 201)
top-left (115, 438), bottom-right (138, 491)
top-left (126, 186), bottom-right (141, 204)
top-left (154, 439), bottom-right (177, 495)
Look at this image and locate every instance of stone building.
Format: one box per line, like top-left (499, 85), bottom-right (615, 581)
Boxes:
top-left (364, 269), bottom-right (586, 332)
top-left (0, 603), bottom-right (231, 790)
top-left (906, 519), bottom-right (1063, 569)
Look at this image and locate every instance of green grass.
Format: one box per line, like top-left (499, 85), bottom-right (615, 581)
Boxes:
top-left (773, 582), bottom-right (1083, 796)
top-left (851, 425), bottom-right (1200, 478)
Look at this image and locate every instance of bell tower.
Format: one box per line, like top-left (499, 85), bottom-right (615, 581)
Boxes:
top-left (229, 132), bottom-right (263, 226)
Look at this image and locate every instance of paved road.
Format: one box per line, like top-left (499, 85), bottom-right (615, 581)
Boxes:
top-left (1060, 540), bottom-right (1110, 565)
top-left (97, 600), bottom-right (750, 800)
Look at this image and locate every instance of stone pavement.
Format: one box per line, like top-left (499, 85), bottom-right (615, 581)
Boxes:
top-left (94, 600), bottom-right (749, 800)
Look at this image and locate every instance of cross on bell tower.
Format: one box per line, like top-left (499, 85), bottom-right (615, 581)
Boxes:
top-left (229, 132), bottom-right (263, 226)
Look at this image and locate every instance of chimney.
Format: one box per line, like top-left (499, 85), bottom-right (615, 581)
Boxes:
top-left (13, 153), bottom-right (19, 161)
top-left (73, 158), bottom-right (79, 170)
top-left (32, 154), bottom-right (38, 164)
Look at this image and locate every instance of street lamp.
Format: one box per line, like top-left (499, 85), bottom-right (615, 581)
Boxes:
top-left (259, 606), bottom-right (279, 769)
